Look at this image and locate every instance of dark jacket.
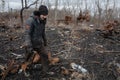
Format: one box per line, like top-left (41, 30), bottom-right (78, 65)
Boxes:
top-left (25, 13), bottom-right (47, 49)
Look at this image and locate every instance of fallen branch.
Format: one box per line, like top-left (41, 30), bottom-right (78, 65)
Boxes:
top-left (53, 50), bottom-right (68, 56)
top-left (103, 51), bottom-right (120, 53)
top-left (9, 52), bottom-right (23, 59)
top-left (1, 60), bottom-right (15, 80)
top-left (0, 65), bottom-right (5, 72)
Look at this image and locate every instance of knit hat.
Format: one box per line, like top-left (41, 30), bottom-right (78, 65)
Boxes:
top-left (39, 5), bottom-right (48, 15)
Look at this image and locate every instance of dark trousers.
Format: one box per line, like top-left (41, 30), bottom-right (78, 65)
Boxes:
top-left (33, 46), bottom-right (49, 72)
top-left (25, 44), bottom-right (49, 73)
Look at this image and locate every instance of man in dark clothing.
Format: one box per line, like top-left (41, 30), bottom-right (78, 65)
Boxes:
top-left (24, 5), bottom-right (49, 73)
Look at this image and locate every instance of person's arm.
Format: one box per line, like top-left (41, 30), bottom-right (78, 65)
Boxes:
top-left (42, 26), bottom-right (47, 46)
top-left (24, 17), bottom-right (34, 49)
top-left (24, 26), bottom-right (32, 46)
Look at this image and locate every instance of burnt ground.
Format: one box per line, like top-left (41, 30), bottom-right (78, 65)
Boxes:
top-left (0, 24), bottom-right (120, 80)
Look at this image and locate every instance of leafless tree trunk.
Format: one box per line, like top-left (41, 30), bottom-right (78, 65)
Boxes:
top-left (7, 0), bottom-right (10, 12)
top-left (47, 0), bottom-right (51, 10)
top-left (40, 0), bottom-right (43, 4)
top-left (54, 0), bottom-right (58, 22)
top-left (35, 1), bottom-right (38, 9)
top-left (105, 0), bottom-right (109, 20)
top-left (95, 0), bottom-right (102, 26)
top-left (84, 0), bottom-right (88, 11)
top-left (20, 0), bottom-right (39, 27)
top-left (113, 0), bottom-right (116, 10)
top-left (21, 0), bottom-right (24, 9)
top-left (25, 0), bottom-right (27, 7)
top-left (1, 0), bottom-right (5, 12)
top-left (66, 0), bottom-right (71, 13)
top-left (113, 0), bottom-right (117, 18)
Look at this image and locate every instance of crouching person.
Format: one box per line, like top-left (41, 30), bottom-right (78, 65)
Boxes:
top-left (24, 5), bottom-right (49, 74)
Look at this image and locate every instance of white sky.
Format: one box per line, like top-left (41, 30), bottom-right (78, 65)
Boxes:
top-left (0, 0), bottom-right (120, 12)
top-left (9, 1), bottom-right (21, 9)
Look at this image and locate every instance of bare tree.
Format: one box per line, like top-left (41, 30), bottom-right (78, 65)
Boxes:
top-left (1, 0), bottom-right (5, 12)
top-left (47, 0), bottom-right (51, 10)
top-left (54, 0), bottom-right (58, 22)
top-left (40, 0), bottom-right (44, 4)
top-left (35, 0), bottom-right (38, 9)
top-left (105, 0), bottom-right (110, 20)
top-left (20, 0), bottom-right (39, 26)
top-left (21, 0), bottom-right (24, 9)
top-left (7, 0), bottom-right (10, 12)
top-left (84, 0), bottom-right (88, 11)
top-left (95, 0), bottom-right (102, 26)
top-left (112, 0), bottom-right (118, 18)
top-left (25, 0), bottom-right (27, 7)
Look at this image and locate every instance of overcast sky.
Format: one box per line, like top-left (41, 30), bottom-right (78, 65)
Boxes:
top-left (0, 0), bottom-right (21, 11)
top-left (9, 0), bottom-right (21, 9)
top-left (1, 0), bottom-right (120, 12)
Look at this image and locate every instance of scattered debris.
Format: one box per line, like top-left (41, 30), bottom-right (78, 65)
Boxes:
top-left (10, 52), bottom-right (23, 59)
top-left (57, 16), bottom-right (72, 25)
top-left (70, 63), bottom-right (88, 74)
top-left (77, 10), bottom-right (90, 24)
top-left (0, 24), bottom-right (119, 80)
